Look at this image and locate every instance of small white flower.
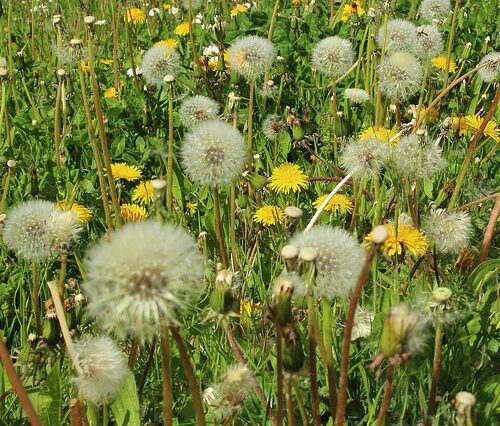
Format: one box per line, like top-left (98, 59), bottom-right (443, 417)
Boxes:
top-left (95, 19), bottom-right (107, 26)
top-left (148, 7), bottom-right (160, 16)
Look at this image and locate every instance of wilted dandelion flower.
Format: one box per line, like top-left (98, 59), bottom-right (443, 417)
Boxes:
top-left (419, 0), bottom-right (451, 22)
top-left (71, 336), bottom-right (127, 405)
top-left (422, 209), bottom-right (472, 255)
top-left (262, 114), bottom-right (286, 141)
top-left (268, 163), bottom-right (308, 194)
top-left (111, 163), bottom-right (142, 181)
top-left (365, 221), bottom-right (427, 257)
top-left (83, 221), bottom-right (204, 341)
top-left (392, 134), bottom-right (447, 180)
top-left (227, 35), bottom-right (276, 80)
top-left (312, 194), bottom-right (353, 215)
top-left (341, 137), bottom-right (390, 180)
top-left (3, 200), bottom-right (58, 262)
top-left (431, 55), bottom-right (456, 73)
top-left (181, 119), bottom-right (246, 187)
top-left (359, 126), bottom-right (399, 145)
top-left (253, 205), bottom-right (284, 226)
top-left (121, 204), bottom-right (147, 222)
top-left (58, 201), bottom-right (92, 223)
top-left (477, 52), bottom-right (500, 83)
top-left (291, 225), bottom-right (365, 299)
top-left (415, 25), bottom-right (443, 59)
top-left (179, 95), bottom-right (220, 128)
top-left (377, 19), bottom-right (418, 54)
top-left (141, 44), bottom-right (181, 86)
top-left (465, 115), bottom-right (500, 142)
top-left (56, 39), bottom-right (87, 65)
top-left (351, 306), bottom-right (374, 341)
top-left (378, 51), bottom-right (423, 100)
top-left (311, 36), bottom-right (354, 78)
top-left (132, 180), bottom-right (154, 204)
top-left (125, 7), bottom-right (146, 24)
top-left (344, 88), bottom-right (370, 104)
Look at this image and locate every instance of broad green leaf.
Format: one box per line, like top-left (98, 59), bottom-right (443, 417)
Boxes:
top-left (111, 372), bottom-right (140, 425)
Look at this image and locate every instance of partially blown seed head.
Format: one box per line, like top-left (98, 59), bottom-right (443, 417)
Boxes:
top-left (415, 25), bottom-right (444, 59)
top-left (262, 113), bottom-right (286, 141)
top-left (179, 95), bottom-right (221, 128)
top-left (378, 51), bottom-right (423, 100)
top-left (311, 36), bottom-right (354, 78)
top-left (227, 35), bottom-right (276, 80)
top-left (422, 209), bottom-right (472, 255)
top-left (141, 44), bottom-right (181, 86)
top-left (341, 137), bottom-right (390, 180)
top-left (344, 88), bottom-right (370, 104)
top-left (478, 51), bottom-right (500, 83)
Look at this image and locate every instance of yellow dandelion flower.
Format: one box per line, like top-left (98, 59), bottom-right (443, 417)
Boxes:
top-left (312, 194), bottom-right (353, 215)
top-left (452, 116), bottom-right (469, 136)
top-left (465, 114), bottom-right (500, 142)
top-left (125, 7), bottom-right (146, 24)
top-left (104, 87), bottom-right (117, 99)
top-left (431, 56), bottom-right (457, 73)
top-left (359, 126), bottom-right (400, 145)
top-left (417, 105), bottom-right (439, 122)
top-left (268, 163), bottom-right (308, 194)
top-left (341, 1), bottom-right (366, 22)
top-left (132, 180), bottom-right (154, 204)
top-left (175, 22), bottom-right (190, 36)
top-left (58, 201), bottom-right (92, 223)
top-left (99, 59), bottom-right (113, 65)
top-left (253, 205), bottom-right (284, 226)
top-left (231, 4), bottom-right (248, 16)
top-left (156, 38), bottom-right (178, 49)
top-left (121, 204), bottom-right (147, 222)
top-left (186, 201), bottom-right (198, 215)
top-left (80, 61), bottom-right (91, 73)
top-left (240, 299), bottom-right (261, 327)
top-left (365, 223), bottom-right (427, 257)
top-left (110, 163), bottom-right (142, 181)
top-left (163, 3), bottom-right (172, 10)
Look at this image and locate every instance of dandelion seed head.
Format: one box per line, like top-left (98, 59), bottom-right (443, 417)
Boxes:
top-left (181, 119), bottom-right (246, 187)
top-left (341, 137), bottom-right (390, 180)
top-left (262, 114), bottom-right (286, 141)
top-left (71, 336), bottom-right (127, 405)
top-left (227, 35), bottom-right (276, 80)
top-left (378, 51), bottom-right (423, 100)
top-left (273, 271), bottom-right (307, 298)
top-left (415, 25), bottom-right (444, 58)
top-left (291, 226), bottom-right (365, 299)
top-left (478, 51), bottom-right (500, 83)
top-left (422, 209), bottom-right (472, 255)
top-left (419, 0), bottom-right (451, 22)
top-left (49, 210), bottom-right (81, 254)
top-left (181, 0), bottom-right (202, 9)
top-left (179, 95), bottom-right (221, 128)
top-left (377, 19), bottom-right (418, 54)
top-left (344, 88), bottom-right (370, 104)
top-left (141, 44), bottom-right (181, 87)
top-left (311, 36), bottom-right (354, 78)
top-left (83, 221), bottom-right (204, 341)
top-left (351, 306), bottom-right (374, 341)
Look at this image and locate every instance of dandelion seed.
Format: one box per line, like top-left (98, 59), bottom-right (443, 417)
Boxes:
top-left (312, 194), bottom-right (353, 215)
top-left (121, 204), bottom-right (147, 222)
top-left (415, 25), bottom-right (444, 59)
top-left (311, 36), bottom-right (354, 78)
top-left (83, 221), bottom-right (204, 341)
top-left (181, 0), bottom-right (202, 10)
top-left (377, 19), bottom-right (418, 54)
top-left (262, 114), bottom-right (286, 141)
top-left (141, 44), bottom-right (181, 86)
top-left (253, 205), bottom-right (284, 226)
top-left (181, 119), bottom-right (246, 187)
top-left (268, 163), bottom-right (308, 194)
top-left (179, 95), bottom-right (221, 128)
top-left (431, 55), bottom-right (456, 73)
top-left (71, 336), bottom-right (127, 405)
top-left (132, 181), bottom-right (154, 205)
top-left (477, 51), bottom-right (500, 83)
top-left (419, 0), bottom-right (451, 22)
top-left (291, 225), bottom-right (365, 299)
top-left (341, 137), bottom-right (390, 180)
top-left (227, 35), bottom-right (276, 80)
top-left (125, 7), bottom-right (146, 24)
top-left (111, 163), bottom-right (142, 181)
top-left (365, 220), bottom-right (427, 257)
top-left (422, 209), bottom-right (472, 255)
top-left (378, 51), bottom-right (423, 100)
top-left (344, 88), bottom-right (370, 104)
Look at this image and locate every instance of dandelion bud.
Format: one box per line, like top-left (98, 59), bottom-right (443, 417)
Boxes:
top-left (248, 173), bottom-right (268, 190)
top-left (57, 68), bottom-right (66, 78)
top-left (281, 244), bottom-right (299, 271)
top-left (299, 246), bottom-right (318, 262)
top-left (151, 178), bottom-right (167, 190)
top-left (284, 206), bottom-right (303, 220)
top-left (271, 272), bottom-right (306, 325)
top-left (7, 159), bottom-right (16, 169)
top-left (282, 325), bottom-right (305, 372)
top-left (378, 52), bottom-right (423, 100)
top-left (370, 225), bottom-right (389, 244)
top-left (52, 15), bottom-right (62, 26)
top-left (210, 268), bottom-right (235, 314)
top-left (276, 56), bottom-right (286, 74)
top-left (84, 15), bottom-right (96, 25)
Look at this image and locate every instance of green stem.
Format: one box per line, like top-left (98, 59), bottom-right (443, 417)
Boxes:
top-left (32, 262), bottom-right (42, 337)
top-left (375, 363), bottom-right (397, 426)
top-left (276, 325), bottom-right (284, 426)
top-left (285, 379), bottom-right (296, 426)
top-left (161, 326), bottom-right (173, 426)
top-left (229, 181), bottom-right (239, 269)
top-left (86, 401), bottom-right (99, 426)
top-left (59, 253), bottom-right (67, 300)
top-left (166, 81), bottom-right (174, 211)
top-left (443, 0), bottom-right (460, 89)
top-left (425, 314), bottom-right (444, 426)
top-left (54, 78), bottom-right (63, 166)
top-left (322, 298), bottom-right (337, 417)
top-left (213, 187), bottom-right (229, 268)
top-left (247, 79), bottom-right (255, 159)
top-left (0, 169), bottom-right (12, 214)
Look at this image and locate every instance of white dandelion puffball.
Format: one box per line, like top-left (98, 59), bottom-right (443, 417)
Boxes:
top-left (262, 113), bottom-right (286, 141)
top-left (377, 19), bottom-right (418, 55)
top-left (181, 119), bottom-right (246, 187)
top-left (415, 25), bottom-right (444, 59)
top-left (478, 52), bottom-right (500, 83)
top-left (227, 35), bottom-right (276, 80)
top-left (419, 0), bottom-right (451, 22)
top-left (179, 95), bottom-right (221, 128)
top-left (141, 44), bottom-right (181, 86)
top-left (291, 226), bottom-right (365, 299)
top-left (49, 210), bottom-right (81, 253)
top-left (71, 336), bottom-right (127, 405)
top-left (341, 137), bottom-right (390, 180)
top-left (344, 88), bottom-right (370, 104)
top-left (311, 36), bottom-right (354, 78)
top-left (422, 209), bottom-right (472, 255)
top-left (378, 51), bottom-right (423, 100)
top-left (83, 221), bottom-right (204, 341)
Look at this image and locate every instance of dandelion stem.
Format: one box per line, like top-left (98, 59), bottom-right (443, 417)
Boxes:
top-left (160, 326), bottom-right (173, 426)
top-left (247, 79), bottom-right (255, 159)
top-left (212, 187), bottom-right (229, 268)
top-left (48, 281), bottom-right (74, 355)
top-left (285, 378), bottom-right (296, 426)
top-left (54, 77), bottom-right (63, 166)
top-left (138, 336), bottom-right (157, 398)
top-left (293, 382), bottom-right (308, 426)
top-left (443, 0), bottom-right (460, 89)
top-left (166, 81), bottom-right (174, 211)
top-left (128, 340), bottom-right (139, 369)
top-left (0, 335), bottom-right (41, 425)
top-left (124, 15), bottom-right (141, 92)
top-left (375, 363), bottom-right (397, 426)
top-left (32, 261), bottom-right (42, 337)
top-left (321, 298), bottom-right (338, 417)
top-left (276, 324), bottom-right (284, 426)
top-left (229, 181), bottom-right (239, 270)
top-left (68, 398), bottom-right (85, 426)
top-left (59, 253), bottom-right (68, 300)
top-left (0, 167), bottom-right (12, 214)
top-left (170, 328), bottom-right (206, 426)
top-left (425, 313), bottom-right (444, 426)
top-left (335, 244), bottom-right (379, 426)
top-left (478, 192), bottom-right (500, 264)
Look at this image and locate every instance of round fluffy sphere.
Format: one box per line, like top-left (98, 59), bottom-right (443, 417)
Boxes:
top-left (262, 113), bottom-right (286, 141)
top-left (141, 44), bottom-right (181, 86)
top-left (3, 200), bottom-right (58, 262)
top-left (83, 221), bottom-right (204, 341)
top-left (377, 19), bottom-right (418, 54)
top-left (478, 52), bottom-right (500, 83)
top-left (311, 36), bottom-right (354, 78)
top-left (181, 119), bottom-right (246, 187)
top-left (422, 209), bottom-right (472, 255)
top-left (291, 226), bottom-right (365, 299)
top-left (378, 52), bottom-right (423, 100)
top-left (419, 0), bottom-right (451, 22)
top-left (415, 25), bottom-right (443, 58)
top-left (344, 88), bottom-right (370, 104)
top-left (341, 137), bottom-right (390, 180)
top-left (181, 0), bottom-right (202, 9)
top-left (227, 35), bottom-right (276, 80)
top-left (179, 95), bottom-right (221, 128)
top-left (71, 336), bottom-right (127, 405)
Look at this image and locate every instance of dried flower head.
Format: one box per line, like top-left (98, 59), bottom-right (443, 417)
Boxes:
top-left (419, 0), bottom-right (451, 22)
top-left (477, 51), bottom-right (500, 83)
top-left (71, 336), bottom-right (127, 405)
top-left (344, 88), bottom-right (370, 104)
top-left (377, 19), bottom-right (418, 54)
top-left (311, 36), bottom-right (354, 78)
top-left (415, 25), bottom-right (444, 59)
top-left (268, 163), bottom-right (308, 194)
top-left (141, 44), bottom-right (181, 86)
top-left (181, 119), bottom-right (246, 187)
top-left (291, 225), bottom-right (365, 299)
top-left (83, 221), bottom-right (204, 341)
top-left (422, 209), bottom-right (472, 255)
top-left (273, 271), bottom-right (307, 299)
top-left (179, 95), bottom-right (221, 128)
top-left (351, 306), bottom-right (374, 341)
top-left (262, 114), bottom-right (286, 141)
top-left (341, 137), bottom-right (390, 180)
top-left (378, 51), bottom-right (423, 100)
top-left (227, 35), bottom-right (276, 80)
